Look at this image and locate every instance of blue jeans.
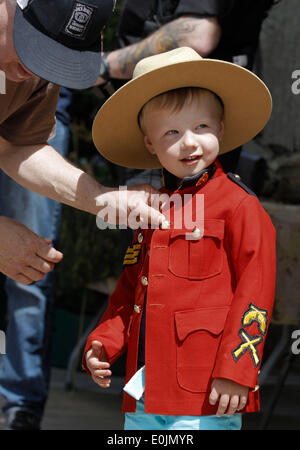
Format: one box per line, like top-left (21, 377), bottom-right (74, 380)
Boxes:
top-left (0, 119), bottom-right (70, 419)
top-left (124, 396), bottom-right (242, 430)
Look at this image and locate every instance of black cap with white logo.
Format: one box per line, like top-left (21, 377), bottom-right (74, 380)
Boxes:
top-left (14, 0), bottom-right (115, 89)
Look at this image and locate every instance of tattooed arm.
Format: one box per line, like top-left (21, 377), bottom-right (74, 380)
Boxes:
top-left (96, 15), bottom-right (221, 84)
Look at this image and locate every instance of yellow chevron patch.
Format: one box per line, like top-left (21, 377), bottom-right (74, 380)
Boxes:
top-left (232, 303), bottom-right (268, 368)
top-left (242, 303), bottom-right (268, 335)
top-left (123, 243), bottom-right (142, 266)
top-left (232, 329), bottom-right (263, 368)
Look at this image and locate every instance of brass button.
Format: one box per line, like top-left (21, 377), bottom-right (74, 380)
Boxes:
top-left (134, 305), bottom-right (141, 314)
top-left (141, 276), bottom-right (148, 286)
top-left (137, 232), bottom-right (143, 243)
top-left (233, 173), bottom-right (241, 181)
top-left (192, 227), bottom-right (202, 239)
top-left (160, 220), bottom-right (170, 230)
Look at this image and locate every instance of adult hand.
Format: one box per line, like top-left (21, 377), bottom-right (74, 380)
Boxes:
top-left (0, 216), bottom-right (63, 284)
top-left (96, 184), bottom-right (169, 229)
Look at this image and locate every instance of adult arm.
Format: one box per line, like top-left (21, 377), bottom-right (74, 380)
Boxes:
top-left (0, 139), bottom-right (166, 283)
top-left (0, 138), bottom-right (166, 226)
top-left (96, 15), bottom-right (222, 83)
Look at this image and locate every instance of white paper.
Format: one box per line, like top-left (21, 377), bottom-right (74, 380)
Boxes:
top-left (123, 365), bottom-right (145, 400)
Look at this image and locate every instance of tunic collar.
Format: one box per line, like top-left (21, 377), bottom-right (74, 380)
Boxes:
top-left (162, 160), bottom-right (218, 192)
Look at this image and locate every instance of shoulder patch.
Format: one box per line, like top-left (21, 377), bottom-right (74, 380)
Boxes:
top-left (123, 243), bottom-right (142, 266)
top-left (227, 173), bottom-right (257, 197)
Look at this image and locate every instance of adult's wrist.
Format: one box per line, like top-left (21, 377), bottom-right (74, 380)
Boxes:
top-left (99, 53), bottom-right (110, 81)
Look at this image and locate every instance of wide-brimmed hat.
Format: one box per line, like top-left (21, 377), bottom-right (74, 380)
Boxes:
top-left (14, 0), bottom-right (115, 89)
top-left (92, 47), bottom-right (272, 169)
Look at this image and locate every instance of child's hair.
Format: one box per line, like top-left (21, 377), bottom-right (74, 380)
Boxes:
top-left (138, 87), bottom-right (224, 133)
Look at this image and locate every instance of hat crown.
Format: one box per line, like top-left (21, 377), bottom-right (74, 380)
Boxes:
top-left (93, 47), bottom-right (272, 170)
top-left (133, 47), bottom-right (203, 78)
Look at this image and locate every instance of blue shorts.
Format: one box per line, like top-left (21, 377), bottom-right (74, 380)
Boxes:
top-left (124, 396), bottom-right (242, 431)
top-left (123, 366), bottom-right (242, 430)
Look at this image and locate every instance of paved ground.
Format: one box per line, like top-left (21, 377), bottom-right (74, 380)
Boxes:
top-left (1, 366), bottom-right (299, 431)
top-left (41, 369), bottom-right (125, 430)
top-left (0, 368), bottom-right (125, 431)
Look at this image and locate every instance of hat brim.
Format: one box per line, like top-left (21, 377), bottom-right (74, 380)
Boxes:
top-left (92, 59), bottom-right (272, 169)
top-left (14, 7), bottom-right (101, 89)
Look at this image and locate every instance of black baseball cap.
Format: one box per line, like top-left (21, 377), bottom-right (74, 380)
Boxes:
top-left (13, 0), bottom-right (115, 89)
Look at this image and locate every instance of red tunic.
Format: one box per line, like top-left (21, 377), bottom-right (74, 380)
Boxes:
top-left (83, 160), bottom-right (276, 416)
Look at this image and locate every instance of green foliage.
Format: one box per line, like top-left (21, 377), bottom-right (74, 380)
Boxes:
top-left (55, 162), bottom-right (122, 314)
top-left (55, 2), bottom-right (125, 313)
top-left (103, 0), bottom-right (124, 51)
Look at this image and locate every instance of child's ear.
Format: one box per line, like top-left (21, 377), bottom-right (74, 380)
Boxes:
top-left (144, 135), bottom-right (156, 155)
top-left (218, 120), bottom-right (225, 141)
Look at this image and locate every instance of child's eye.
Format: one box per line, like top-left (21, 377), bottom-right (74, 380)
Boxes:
top-left (165, 129), bottom-right (178, 135)
top-left (196, 124), bottom-right (207, 130)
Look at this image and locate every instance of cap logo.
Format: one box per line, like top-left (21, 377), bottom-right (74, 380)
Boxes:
top-left (64, 1), bottom-right (97, 40)
top-left (17, 0), bottom-right (29, 10)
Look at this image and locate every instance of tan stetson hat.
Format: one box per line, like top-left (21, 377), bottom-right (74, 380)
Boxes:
top-left (92, 47), bottom-right (272, 169)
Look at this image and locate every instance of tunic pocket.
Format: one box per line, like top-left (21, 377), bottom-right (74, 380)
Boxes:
top-left (174, 306), bottom-right (229, 392)
top-left (168, 219), bottom-right (225, 280)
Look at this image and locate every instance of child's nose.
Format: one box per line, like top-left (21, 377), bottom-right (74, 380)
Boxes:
top-left (181, 131), bottom-right (199, 150)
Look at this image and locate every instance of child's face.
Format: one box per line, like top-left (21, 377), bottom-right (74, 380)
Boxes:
top-left (143, 93), bottom-right (224, 180)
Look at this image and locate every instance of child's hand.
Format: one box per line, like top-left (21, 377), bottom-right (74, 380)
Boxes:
top-left (85, 340), bottom-right (112, 388)
top-left (209, 378), bottom-right (249, 417)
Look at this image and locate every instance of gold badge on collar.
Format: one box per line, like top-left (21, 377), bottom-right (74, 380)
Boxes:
top-left (196, 171), bottom-right (209, 188)
top-left (123, 243), bottom-right (142, 266)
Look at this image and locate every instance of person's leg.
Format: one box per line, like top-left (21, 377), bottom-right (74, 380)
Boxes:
top-left (0, 279), bottom-right (55, 428)
top-left (0, 119), bottom-right (70, 429)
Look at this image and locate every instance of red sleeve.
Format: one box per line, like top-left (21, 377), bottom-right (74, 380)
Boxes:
top-left (212, 195), bottom-right (276, 388)
top-left (82, 234), bottom-right (142, 375)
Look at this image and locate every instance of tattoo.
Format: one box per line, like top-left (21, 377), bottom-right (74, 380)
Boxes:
top-left (117, 17), bottom-right (202, 78)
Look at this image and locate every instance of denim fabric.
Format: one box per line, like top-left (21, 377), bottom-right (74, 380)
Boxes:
top-left (124, 396), bottom-right (242, 430)
top-left (0, 119), bottom-right (70, 419)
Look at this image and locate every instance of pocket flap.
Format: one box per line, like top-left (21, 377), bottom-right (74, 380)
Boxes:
top-left (203, 219), bottom-right (224, 239)
top-left (170, 219), bottom-right (224, 240)
top-left (175, 306), bottom-right (229, 341)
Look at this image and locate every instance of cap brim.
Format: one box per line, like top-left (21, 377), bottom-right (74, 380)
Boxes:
top-left (92, 59), bottom-right (272, 169)
top-left (14, 7), bottom-right (101, 89)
